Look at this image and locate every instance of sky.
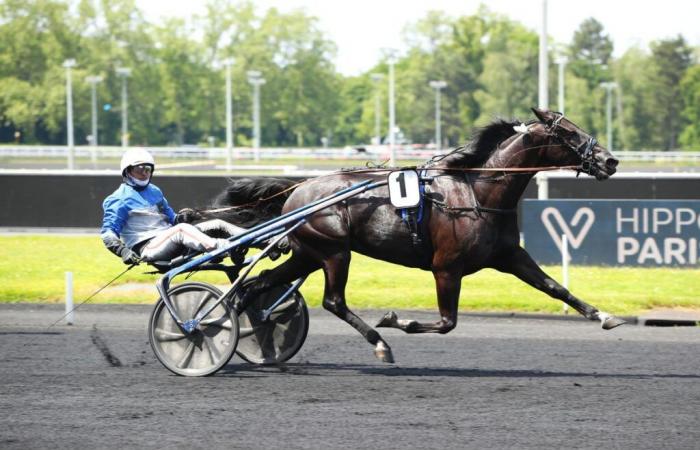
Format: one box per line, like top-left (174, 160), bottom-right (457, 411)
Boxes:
top-left (138, 0), bottom-right (700, 76)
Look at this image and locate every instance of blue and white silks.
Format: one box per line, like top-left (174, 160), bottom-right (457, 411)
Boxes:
top-left (101, 183), bottom-right (176, 249)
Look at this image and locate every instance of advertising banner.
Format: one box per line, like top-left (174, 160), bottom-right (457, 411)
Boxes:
top-left (522, 200), bottom-right (700, 267)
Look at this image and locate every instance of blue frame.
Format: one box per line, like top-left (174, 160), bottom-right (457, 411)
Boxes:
top-left (155, 178), bottom-right (387, 332)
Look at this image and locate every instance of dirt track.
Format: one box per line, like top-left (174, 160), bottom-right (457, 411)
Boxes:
top-left (1, 304), bottom-right (698, 449)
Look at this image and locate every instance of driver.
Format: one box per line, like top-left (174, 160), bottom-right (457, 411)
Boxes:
top-left (101, 148), bottom-right (248, 265)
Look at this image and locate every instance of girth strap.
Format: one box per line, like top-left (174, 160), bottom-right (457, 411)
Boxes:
top-left (399, 169), bottom-right (430, 245)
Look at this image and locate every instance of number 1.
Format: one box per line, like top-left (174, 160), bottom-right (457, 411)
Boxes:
top-left (395, 172), bottom-right (406, 198)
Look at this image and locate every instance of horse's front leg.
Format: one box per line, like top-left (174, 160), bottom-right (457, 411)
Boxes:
top-left (377, 267), bottom-right (461, 334)
top-left (494, 247), bottom-right (625, 329)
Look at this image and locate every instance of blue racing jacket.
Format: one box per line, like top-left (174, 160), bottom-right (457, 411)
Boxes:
top-left (101, 183), bottom-right (177, 249)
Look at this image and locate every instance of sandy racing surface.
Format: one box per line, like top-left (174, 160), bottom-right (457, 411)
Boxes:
top-left (1, 304), bottom-right (698, 449)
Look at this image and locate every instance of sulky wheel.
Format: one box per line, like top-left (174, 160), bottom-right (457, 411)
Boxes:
top-left (234, 277), bottom-right (309, 365)
top-left (149, 282), bottom-right (239, 377)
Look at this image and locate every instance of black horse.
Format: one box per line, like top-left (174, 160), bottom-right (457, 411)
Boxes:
top-left (184, 108), bottom-right (624, 363)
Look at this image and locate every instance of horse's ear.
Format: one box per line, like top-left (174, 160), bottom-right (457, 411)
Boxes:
top-left (531, 107), bottom-right (552, 124)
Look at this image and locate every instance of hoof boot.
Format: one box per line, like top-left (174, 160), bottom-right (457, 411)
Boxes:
top-left (376, 311), bottom-right (398, 328)
top-left (602, 316), bottom-right (626, 330)
top-left (373, 341), bottom-right (395, 364)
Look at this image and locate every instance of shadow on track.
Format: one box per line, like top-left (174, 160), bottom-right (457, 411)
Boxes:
top-left (0, 331), bottom-right (63, 335)
top-left (219, 363), bottom-right (700, 380)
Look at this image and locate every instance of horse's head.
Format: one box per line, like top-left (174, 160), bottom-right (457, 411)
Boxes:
top-left (531, 108), bottom-right (619, 180)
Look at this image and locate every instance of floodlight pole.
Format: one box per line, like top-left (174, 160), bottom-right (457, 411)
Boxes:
top-left (86, 75), bottom-right (103, 166)
top-left (555, 57), bottom-right (567, 114)
top-left (116, 67), bottom-right (132, 147)
top-left (370, 73), bottom-right (384, 145)
top-left (600, 82), bottom-right (618, 151)
top-left (386, 50), bottom-right (397, 166)
top-left (247, 70), bottom-right (265, 162)
top-left (429, 80), bottom-right (447, 151)
top-left (538, 0), bottom-right (549, 109)
top-left (224, 59), bottom-right (234, 169)
top-left (63, 59), bottom-right (76, 170)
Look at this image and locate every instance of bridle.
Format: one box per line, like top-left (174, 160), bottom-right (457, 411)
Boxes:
top-left (545, 113), bottom-right (600, 177)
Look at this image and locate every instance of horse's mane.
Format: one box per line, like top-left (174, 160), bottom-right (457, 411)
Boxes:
top-left (432, 118), bottom-right (522, 168)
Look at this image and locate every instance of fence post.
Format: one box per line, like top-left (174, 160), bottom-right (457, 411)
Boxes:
top-left (536, 172), bottom-right (549, 199)
top-left (561, 234), bottom-right (569, 314)
top-left (65, 272), bottom-right (74, 325)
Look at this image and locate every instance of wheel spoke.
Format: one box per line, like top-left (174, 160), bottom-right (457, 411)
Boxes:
top-left (204, 336), bottom-right (222, 364)
top-left (268, 307), bottom-right (297, 324)
top-left (268, 299), bottom-right (296, 314)
top-left (200, 315), bottom-right (233, 329)
top-left (193, 291), bottom-right (214, 317)
top-left (177, 340), bottom-right (196, 369)
top-left (239, 326), bottom-right (255, 338)
top-left (154, 328), bottom-right (187, 342)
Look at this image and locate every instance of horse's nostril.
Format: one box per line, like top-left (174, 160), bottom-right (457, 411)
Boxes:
top-left (606, 158), bottom-right (619, 169)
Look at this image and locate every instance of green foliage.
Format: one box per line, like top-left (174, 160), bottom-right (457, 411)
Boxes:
top-left (680, 65), bottom-right (700, 148)
top-left (648, 36), bottom-right (694, 150)
top-left (613, 48), bottom-right (657, 150)
top-left (0, 1), bottom-right (698, 150)
top-left (474, 17), bottom-right (539, 125)
top-left (568, 18), bottom-right (614, 89)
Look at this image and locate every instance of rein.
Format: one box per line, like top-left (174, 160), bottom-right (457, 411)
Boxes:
top-left (197, 180), bottom-right (306, 214)
top-left (336, 164), bottom-right (579, 175)
top-left (194, 164), bottom-right (578, 216)
top-left (195, 119), bottom-right (589, 217)
top-left (422, 165), bottom-right (579, 174)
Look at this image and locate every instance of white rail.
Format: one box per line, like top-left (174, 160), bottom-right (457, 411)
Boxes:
top-left (535, 170), bottom-right (700, 199)
top-left (0, 145), bottom-right (438, 160)
top-left (2, 145), bottom-right (699, 161)
top-left (614, 151), bottom-right (700, 162)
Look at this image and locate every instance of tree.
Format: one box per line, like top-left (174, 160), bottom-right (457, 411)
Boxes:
top-left (207, 2), bottom-right (340, 147)
top-left (0, 0), bottom-right (82, 143)
top-left (474, 17), bottom-right (538, 125)
top-left (568, 18), bottom-right (613, 89)
top-left (679, 65), bottom-right (700, 149)
top-left (612, 47), bottom-right (656, 150)
top-left (648, 36), bottom-right (693, 150)
top-left (558, 18), bottom-right (617, 142)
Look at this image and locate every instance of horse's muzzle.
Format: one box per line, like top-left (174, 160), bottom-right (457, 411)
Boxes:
top-left (593, 156), bottom-right (618, 180)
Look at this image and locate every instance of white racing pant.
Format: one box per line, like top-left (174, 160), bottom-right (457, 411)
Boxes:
top-left (139, 219), bottom-right (247, 262)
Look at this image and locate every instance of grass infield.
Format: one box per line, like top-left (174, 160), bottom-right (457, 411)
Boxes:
top-left (1, 235), bottom-right (698, 315)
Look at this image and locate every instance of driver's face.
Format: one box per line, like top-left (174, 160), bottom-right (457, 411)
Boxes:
top-left (128, 164), bottom-right (152, 181)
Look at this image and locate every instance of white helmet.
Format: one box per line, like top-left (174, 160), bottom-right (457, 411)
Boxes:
top-left (120, 148), bottom-right (155, 176)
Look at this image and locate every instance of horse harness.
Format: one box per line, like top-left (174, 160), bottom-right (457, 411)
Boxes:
top-left (398, 112), bottom-right (600, 245)
top-left (398, 169), bottom-right (517, 246)
top-left (398, 169), bottom-right (430, 246)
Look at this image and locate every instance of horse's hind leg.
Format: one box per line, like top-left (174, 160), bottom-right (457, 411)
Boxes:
top-left (322, 251), bottom-right (395, 363)
top-left (495, 247), bottom-right (625, 329)
top-left (377, 268), bottom-right (461, 334)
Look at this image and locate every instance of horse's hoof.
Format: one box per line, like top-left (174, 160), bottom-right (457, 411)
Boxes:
top-left (374, 341), bottom-right (395, 364)
top-left (376, 311), bottom-right (398, 328)
top-left (602, 316), bottom-right (626, 330)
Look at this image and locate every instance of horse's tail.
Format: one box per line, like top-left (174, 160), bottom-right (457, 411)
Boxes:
top-left (179, 177), bottom-right (302, 228)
